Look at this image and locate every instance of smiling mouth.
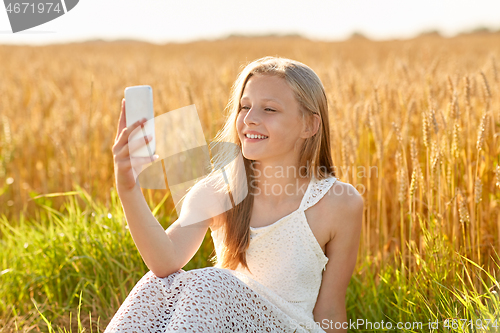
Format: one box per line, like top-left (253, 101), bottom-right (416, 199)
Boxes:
top-left (245, 134), bottom-right (268, 140)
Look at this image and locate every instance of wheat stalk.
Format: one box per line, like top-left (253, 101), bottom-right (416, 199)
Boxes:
top-left (374, 86), bottom-right (382, 114)
top-left (476, 113), bottom-right (488, 151)
top-left (410, 137), bottom-right (425, 193)
top-left (464, 76), bottom-right (471, 108)
top-left (458, 188), bottom-right (470, 224)
top-left (396, 151), bottom-right (407, 203)
top-left (341, 127), bottom-right (350, 175)
top-left (480, 71), bottom-right (492, 100)
top-left (495, 166), bottom-right (500, 190)
top-left (492, 55), bottom-right (499, 82)
top-left (448, 93), bottom-right (460, 120)
top-left (475, 178), bottom-right (483, 204)
top-left (447, 75), bottom-right (454, 96)
top-left (430, 142), bottom-right (440, 191)
top-left (392, 122), bottom-right (403, 146)
top-left (368, 104), bottom-right (383, 160)
top-left (451, 121), bottom-right (461, 160)
top-left (409, 169), bottom-right (417, 201)
top-left (430, 108), bottom-right (439, 135)
top-left (422, 111), bottom-right (430, 148)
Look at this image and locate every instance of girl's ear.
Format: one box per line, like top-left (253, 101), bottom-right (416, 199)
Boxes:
top-left (301, 114), bottom-right (321, 139)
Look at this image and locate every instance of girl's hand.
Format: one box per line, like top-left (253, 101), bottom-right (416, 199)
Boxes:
top-left (112, 98), bottom-right (157, 193)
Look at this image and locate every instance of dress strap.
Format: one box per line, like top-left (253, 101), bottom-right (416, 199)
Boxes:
top-left (299, 176), bottom-right (337, 211)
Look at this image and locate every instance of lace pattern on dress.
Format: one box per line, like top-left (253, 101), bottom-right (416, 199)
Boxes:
top-left (104, 267), bottom-right (308, 332)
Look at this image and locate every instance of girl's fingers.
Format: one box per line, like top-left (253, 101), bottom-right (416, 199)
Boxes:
top-left (113, 117), bottom-right (148, 153)
top-left (130, 155), bottom-right (159, 165)
top-left (115, 154), bottom-right (159, 169)
top-left (128, 134), bottom-right (153, 154)
top-left (114, 133), bottom-right (155, 160)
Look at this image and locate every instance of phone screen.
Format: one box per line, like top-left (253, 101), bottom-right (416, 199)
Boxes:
top-left (124, 85), bottom-right (156, 157)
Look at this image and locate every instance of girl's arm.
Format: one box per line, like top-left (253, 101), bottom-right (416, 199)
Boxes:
top-left (118, 183), bottom-right (212, 278)
top-left (312, 182), bottom-right (364, 333)
top-left (113, 98), bottom-right (212, 278)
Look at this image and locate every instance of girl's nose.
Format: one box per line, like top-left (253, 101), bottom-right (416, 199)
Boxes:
top-left (244, 107), bottom-right (260, 126)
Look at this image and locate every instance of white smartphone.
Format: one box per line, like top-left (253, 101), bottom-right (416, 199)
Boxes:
top-left (124, 85), bottom-right (156, 157)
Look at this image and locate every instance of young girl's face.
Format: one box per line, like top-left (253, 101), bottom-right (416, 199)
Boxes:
top-left (236, 74), bottom-right (306, 165)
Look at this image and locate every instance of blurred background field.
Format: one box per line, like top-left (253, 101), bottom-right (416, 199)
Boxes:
top-left (1, 32), bottom-right (500, 331)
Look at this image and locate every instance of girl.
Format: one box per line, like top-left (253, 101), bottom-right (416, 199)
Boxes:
top-left (107, 56), bottom-right (363, 333)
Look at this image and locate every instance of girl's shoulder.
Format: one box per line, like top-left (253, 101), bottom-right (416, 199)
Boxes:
top-left (179, 174), bottom-right (231, 228)
top-left (319, 177), bottom-right (363, 215)
top-left (315, 178), bottom-right (363, 244)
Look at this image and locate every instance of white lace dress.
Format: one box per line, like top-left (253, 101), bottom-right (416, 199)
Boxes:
top-left (104, 175), bottom-right (337, 333)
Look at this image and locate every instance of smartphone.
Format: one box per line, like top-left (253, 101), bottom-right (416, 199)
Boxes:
top-left (124, 85), bottom-right (156, 157)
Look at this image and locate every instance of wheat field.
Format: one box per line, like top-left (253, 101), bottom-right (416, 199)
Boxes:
top-left (1, 33), bottom-right (500, 331)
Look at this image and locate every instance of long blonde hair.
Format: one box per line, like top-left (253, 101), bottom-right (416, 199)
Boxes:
top-left (208, 56), bottom-right (335, 271)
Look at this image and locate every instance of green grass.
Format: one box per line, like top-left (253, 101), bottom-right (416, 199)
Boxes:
top-left (0, 184), bottom-right (214, 332)
top-left (347, 215), bottom-right (500, 332)
top-left (1, 185), bottom-right (498, 332)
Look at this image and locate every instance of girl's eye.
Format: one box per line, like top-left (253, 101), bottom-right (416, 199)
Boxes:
top-left (238, 106), bottom-right (275, 112)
